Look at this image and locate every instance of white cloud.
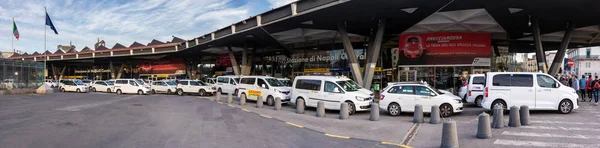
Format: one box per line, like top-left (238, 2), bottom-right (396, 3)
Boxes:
top-left (266, 0), bottom-right (297, 9)
top-left (0, 0), bottom-right (266, 54)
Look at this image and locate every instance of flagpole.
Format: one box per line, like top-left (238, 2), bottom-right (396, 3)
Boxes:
top-left (44, 7), bottom-right (47, 82)
top-left (12, 17), bottom-right (14, 54)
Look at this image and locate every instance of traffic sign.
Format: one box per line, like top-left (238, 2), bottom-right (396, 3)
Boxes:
top-left (567, 59), bottom-right (574, 67)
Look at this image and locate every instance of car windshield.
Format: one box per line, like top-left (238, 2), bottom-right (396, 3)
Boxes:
top-left (132, 79), bottom-right (143, 86)
top-left (336, 81), bottom-right (359, 92)
top-left (233, 78), bottom-right (239, 83)
top-left (428, 85), bottom-right (444, 94)
top-left (196, 80), bottom-right (207, 86)
top-left (82, 80), bottom-right (91, 83)
top-left (347, 80), bottom-right (363, 89)
top-left (106, 81), bottom-right (114, 85)
top-left (74, 80), bottom-right (84, 85)
top-left (136, 79), bottom-right (146, 85)
top-left (166, 81), bottom-right (176, 86)
top-left (279, 80), bottom-right (292, 86)
top-left (266, 78), bottom-right (285, 87)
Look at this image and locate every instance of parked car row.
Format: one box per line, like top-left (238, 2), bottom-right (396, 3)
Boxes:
top-left (57, 78), bottom-right (216, 96)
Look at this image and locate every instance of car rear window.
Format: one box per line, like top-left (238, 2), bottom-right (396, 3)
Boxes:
top-left (295, 79), bottom-right (321, 91)
top-left (472, 77), bottom-right (485, 85)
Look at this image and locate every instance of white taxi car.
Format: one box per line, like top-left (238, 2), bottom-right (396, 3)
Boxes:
top-left (379, 82), bottom-right (463, 117)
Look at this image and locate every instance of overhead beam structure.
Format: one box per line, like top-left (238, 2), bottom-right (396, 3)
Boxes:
top-left (228, 46), bottom-right (240, 76)
top-left (548, 22), bottom-right (575, 76)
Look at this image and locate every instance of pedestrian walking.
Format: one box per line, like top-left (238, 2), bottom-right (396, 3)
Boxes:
top-left (587, 76), bottom-right (594, 102)
top-left (568, 75), bottom-right (573, 87)
top-left (580, 75), bottom-right (588, 101)
top-left (594, 76), bottom-right (600, 105)
top-left (560, 77), bottom-right (569, 86)
top-left (573, 76), bottom-right (579, 99)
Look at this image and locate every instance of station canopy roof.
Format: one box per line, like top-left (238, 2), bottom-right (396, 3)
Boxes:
top-left (178, 0), bottom-right (600, 55)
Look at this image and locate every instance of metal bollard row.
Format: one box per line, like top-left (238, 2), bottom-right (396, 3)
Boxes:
top-left (508, 106), bottom-right (521, 127)
top-left (430, 105), bottom-right (441, 124)
top-left (369, 102), bottom-right (379, 121)
top-left (240, 94), bottom-right (246, 105)
top-left (440, 120), bottom-right (459, 148)
top-left (256, 96), bottom-right (263, 108)
top-left (274, 97), bottom-right (282, 110)
top-left (413, 104), bottom-right (424, 123)
top-left (316, 101), bottom-right (325, 117)
top-left (477, 113), bottom-right (492, 139)
top-left (520, 105), bottom-right (530, 126)
top-left (296, 99), bottom-right (305, 114)
top-left (227, 94), bottom-right (233, 104)
top-left (212, 92), bottom-right (220, 101)
top-left (492, 105), bottom-right (504, 129)
top-left (340, 102), bottom-right (349, 120)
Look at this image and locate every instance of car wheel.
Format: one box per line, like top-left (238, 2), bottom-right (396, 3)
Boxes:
top-left (92, 87), bottom-right (97, 92)
top-left (117, 89), bottom-right (122, 95)
top-left (440, 104), bottom-right (454, 117)
top-left (61, 88), bottom-right (65, 92)
top-left (138, 90), bottom-right (144, 95)
top-left (76, 89), bottom-right (81, 93)
top-left (199, 89), bottom-right (206, 96)
top-left (347, 101), bottom-right (356, 115)
top-left (387, 103), bottom-right (401, 116)
top-left (475, 96), bottom-right (483, 107)
top-left (491, 100), bottom-right (507, 111)
top-left (152, 89), bottom-right (156, 94)
top-left (267, 96), bottom-right (275, 106)
top-left (558, 99), bottom-right (573, 114)
top-left (167, 89), bottom-right (172, 94)
top-left (177, 89), bottom-right (184, 96)
top-left (107, 88), bottom-right (111, 93)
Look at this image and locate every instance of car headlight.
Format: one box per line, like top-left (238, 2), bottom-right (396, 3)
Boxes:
top-left (454, 99), bottom-right (462, 103)
top-left (355, 96), bottom-right (367, 101)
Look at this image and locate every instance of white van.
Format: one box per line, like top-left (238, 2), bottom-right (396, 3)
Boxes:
top-left (482, 72), bottom-right (579, 114)
top-left (60, 79), bottom-right (89, 93)
top-left (216, 76), bottom-right (240, 94)
top-left (175, 80), bottom-right (216, 96)
top-left (237, 76), bottom-right (291, 106)
top-left (291, 76), bottom-right (372, 115)
top-left (460, 74), bottom-right (485, 107)
top-left (113, 79), bottom-right (151, 95)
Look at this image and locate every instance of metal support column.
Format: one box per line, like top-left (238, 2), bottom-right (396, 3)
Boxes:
top-left (532, 17), bottom-right (548, 73)
top-left (59, 66), bottom-right (66, 79)
top-left (363, 19), bottom-right (386, 89)
top-left (549, 22), bottom-right (575, 76)
top-left (228, 46), bottom-right (240, 76)
top-left (338, 23), bottom-right (364, 86)
top-left (116, 63), bottom-right (126, 79)
top-left (241, 44), bottom-right (249, 75)
top-left (109, 61), bottom-right (114, 79)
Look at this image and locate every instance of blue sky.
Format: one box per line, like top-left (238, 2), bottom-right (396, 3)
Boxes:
top-left (0, 0), bottom-right (296, 54)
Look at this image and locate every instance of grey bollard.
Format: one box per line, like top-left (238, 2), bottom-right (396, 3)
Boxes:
top-left (240, 94), bottom-right (246, 106)
top-left (316, 101), bottom-right (325, 117)
top-left (296, 99), bottom-right (305, 114)
top-left (227, 94), bottom-right (233, 104)
top-left (413, 104), bottom-right (424, 123)
top-left (476, 113), bottom-right (492, 139)
top-left (440, 120), bottom-right (459, 148)
top-left (212, 92), bottom-right (220, 101)
top-left (256, 96), bottom-right (263, 108)
top-left (492, 105), bottom-right (504, 129)
top-left (520, 105), bottom-right (530, 126)
top-left (274, 97), bottom-right (282, 110)
top-left (340, 102), bottom-right (349, 120)
top-left (508, 106), bottom-right (521, 127)
top-left (217, 93), bottom-right (223, 103)
top-left (369, 102), bottom-right (380, 121)
top-left (430, 105), bottom-right (441, 124)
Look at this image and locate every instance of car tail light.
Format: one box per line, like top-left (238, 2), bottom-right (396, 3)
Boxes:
top-left (468, 90), bottom-right (472, 96)
top-left (462, 82), bottom-right (468, 87)
top-left (485, 87), bottom-right (488, 98)
top-left (380, 95), bottom-right (385, 100)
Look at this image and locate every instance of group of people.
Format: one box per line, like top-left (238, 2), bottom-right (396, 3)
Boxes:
top-left (561, 75), bottom-right (600, 105)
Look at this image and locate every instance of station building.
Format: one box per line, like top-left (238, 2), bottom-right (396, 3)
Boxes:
top-left (8, 0), bottom-right (600, 92)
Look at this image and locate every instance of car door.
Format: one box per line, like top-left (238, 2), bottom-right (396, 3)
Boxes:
top-left (510, 74), bottom-right (536, 108)
top-left (127, 80), bottom-right (138, 93)
top-left (386, 85), bottom-right (416, 112)
top-left (228, 78), bottom-right (237, 94)
top-left (295, 79), bottom-right (322, 107)
top-left (535, 74), bottom-right (560, 109)
top-left (321, 81), bottom-right (345, 109)
top-left (415, 86), bottom-right (437, 112)
top-left (179, 81), bottom-right (189, 92)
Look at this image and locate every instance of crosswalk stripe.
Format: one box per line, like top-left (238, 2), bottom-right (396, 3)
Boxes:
top-left (494, 139), bottom-right (600, 148)
top-left (530, 120), bottom-right (592, 125)
top-left (501, 131), bottom-right (600, 140)
top-left (521, 126), bottom-right (600, 132)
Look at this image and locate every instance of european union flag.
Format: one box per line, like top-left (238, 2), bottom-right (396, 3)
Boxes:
top-left (45, 11), bottom-right (58, 35)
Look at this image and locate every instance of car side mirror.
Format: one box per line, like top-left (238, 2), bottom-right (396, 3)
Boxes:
top-left (261, 84), bottom-right (267, 88)
top-left (334, 87), bottom-right (341, 93)
top-left (554, 83), bottom-right (559, 88)
top-left (430, 92), bottom-right (436, 96)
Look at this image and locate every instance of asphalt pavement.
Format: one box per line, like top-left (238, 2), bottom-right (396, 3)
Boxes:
top-left (0, 92), bottom-right (396, 148)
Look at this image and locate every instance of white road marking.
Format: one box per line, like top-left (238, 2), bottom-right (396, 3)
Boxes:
top-left (55, 96), bottom-right (138, 111)
top-left (501, 131), bottom-right (600, 140)
top-left (530, 120), bottom-right (593, 125)
top-left (521, 126), bottom-right (600, 132)
top-left (493, 139), bottom-right (600, 148)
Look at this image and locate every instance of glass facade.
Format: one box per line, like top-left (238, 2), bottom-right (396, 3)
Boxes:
top-left (0, 59), bottom-right (45, 90)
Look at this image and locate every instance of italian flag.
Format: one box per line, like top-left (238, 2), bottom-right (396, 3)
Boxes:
top-left (13, 19), bottom-right (19, 40)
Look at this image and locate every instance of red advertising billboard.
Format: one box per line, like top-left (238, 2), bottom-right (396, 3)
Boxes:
top-left (398, 32), bottom-right (491, 65)
top-left (139, 59), bottom-right (186, 75)
top-left (216, 54), bottom-right (232, 67)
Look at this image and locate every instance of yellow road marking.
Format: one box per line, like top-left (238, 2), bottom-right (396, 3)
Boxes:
top-left (259, 114), bottom-right (272, 118)
top-left (242, 109), bottom-right (250, 112)
top-left (227, 104), bottom-right (235, 107)
top-left (381, 142), bottom-right (412, 148)
top-left (285, 122), bottom-right (304, 128)
top-left (217, 102), bottom-right (223, 104)
top-left (324, 133), bottom-right (350, 139)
